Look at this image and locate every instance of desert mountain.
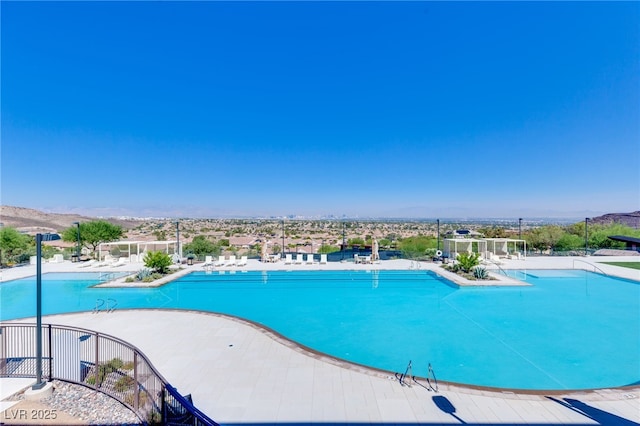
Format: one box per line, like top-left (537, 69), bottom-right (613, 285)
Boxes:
top-left (588, 211), bottom-right (640, 228)
top-left (0, 206), bottom-right (142, 233)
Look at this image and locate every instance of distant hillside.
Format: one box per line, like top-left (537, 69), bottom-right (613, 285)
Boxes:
top-left (588, 211), bottom-right (640, 229)
top-left (0, 206), bottom-right (142, 233)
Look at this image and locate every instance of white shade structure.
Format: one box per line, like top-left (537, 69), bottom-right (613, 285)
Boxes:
top-left (443, 237), bottom-right (527, 260)
top-left (443, 238), bottom-right (487, 260)
top-left (97, 240), bottom-right (180, 261)
top-left (484, 238), bottom-right (527, 259)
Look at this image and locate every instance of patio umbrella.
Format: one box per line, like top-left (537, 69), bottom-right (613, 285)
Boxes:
top-left (372, 237), bottom-right (379, 261)
top-left (261, 241), bottom-right (269, 262)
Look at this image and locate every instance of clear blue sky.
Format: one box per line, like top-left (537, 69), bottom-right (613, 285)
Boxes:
top-left (2, 1), bottom-right (638, 219)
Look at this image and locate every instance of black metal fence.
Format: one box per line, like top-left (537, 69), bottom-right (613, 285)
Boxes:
top-left (0, 323), bottom-right (218, 426)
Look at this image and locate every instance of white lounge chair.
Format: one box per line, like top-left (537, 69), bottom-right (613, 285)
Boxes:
top-left (226, 255), bottom-right (237, 267)
top-left (306, 254), bottom-right (315, 264)
top-left (111, 257), bottom-right (128, 267)
top-left (284, 254), bottom-right (293, 265)
top-left (295, 254), bottom-right (303, 265)
top-left (78, 259), bottom-right (96, 268)
top-left (320, 254), bottom-right (327, 264)
top-left (214, 256), bottom-right (226, 267)
top-left (203, 255), bottom-right (214, 267)
top-left (236, 256), bottom-right (247, 267)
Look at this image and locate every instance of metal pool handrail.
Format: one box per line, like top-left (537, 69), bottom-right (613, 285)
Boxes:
top-left (572, 259), bottom-right (607, 275)
top-left (484, 259), bottom-right (509, 276)
top-left (0, 322), bottom-right (219, 426)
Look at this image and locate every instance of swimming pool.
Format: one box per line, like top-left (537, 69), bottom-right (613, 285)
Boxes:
top-left (1, 269), bottom-right (638, 391)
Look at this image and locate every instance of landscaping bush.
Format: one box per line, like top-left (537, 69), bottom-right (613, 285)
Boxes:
top-left (473, 266), bottom-right (489, 280)
top-left (456, 252), bottom-right (481, 273)
top-left (143, 251), bottom-right (172, 274)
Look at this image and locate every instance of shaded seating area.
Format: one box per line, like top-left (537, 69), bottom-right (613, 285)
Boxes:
top-left (443, 237), bottom-right (527, 261)
top-left (443, 238), bottom-right (487, 261)
top-left (97, 240), bottom-right (180, 263)
top-left (484, 238), bottom-right (527, 259)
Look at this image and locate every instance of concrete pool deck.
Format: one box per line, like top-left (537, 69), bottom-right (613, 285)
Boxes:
top-left (1, 255), bottom-right (639, 424)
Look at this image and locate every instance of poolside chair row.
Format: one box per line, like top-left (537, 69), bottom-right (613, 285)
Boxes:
top-left (261, 254), bottom-right (281, 263)
top-left (283, 253), bottom-right (327, 265)
top-left (354, 254), bottom-right (372, 264)
top-left (75, 256), bottom-right (130, 268)
top-left (203, 255), bottom-right (247, 267)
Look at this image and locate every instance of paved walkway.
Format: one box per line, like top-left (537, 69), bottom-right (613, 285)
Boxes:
top-left (3, 310), bottom-right (639, 425)
top-left (1, 255), bottom-right (639, 424)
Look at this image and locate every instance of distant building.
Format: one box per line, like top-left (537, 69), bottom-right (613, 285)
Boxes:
top-left (444, 229), bottom-right (484, 239)
top-left (607, 235), bottom-right (640, 252)
top-left (228, 236), bottom-right (259, 249)
top-left (41, 233), bottom-right (61, 241)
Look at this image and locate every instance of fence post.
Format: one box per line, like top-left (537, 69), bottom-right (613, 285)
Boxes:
top-left (47, 324), bottom-right (52, 380)
top-left (0, 326), bottom-right (4, 376)
top-left (94, 332), bottom-right (99, 389)
top-left (161, 386), bottom-right (166, 423)
top-left (133, 351), bottom-right (139, 411)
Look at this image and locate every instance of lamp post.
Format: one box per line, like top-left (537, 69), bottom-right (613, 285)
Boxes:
top-left (281, 220), bottom-right (285, 259)
top-left (436, 219), bottom-right (440, 251)
top-left (175, 221), bottom-right (180, 261)
top-left (584, 217), bottom-right (589, 256)
top-left (33, 233), bottom-right (46, 390)
top-left (72, 222), bottom-right (81, 260)
top-left (342, 222), bottom-right (346, 260)
top-left (518, 218), bottom-right (522, 240)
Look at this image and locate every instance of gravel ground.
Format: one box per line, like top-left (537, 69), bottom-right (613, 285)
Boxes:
top-left (5, 380), bottom-right (142, 425)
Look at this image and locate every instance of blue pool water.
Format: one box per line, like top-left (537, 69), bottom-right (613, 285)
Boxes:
top-left (1, 269), bottom-right (638, 391)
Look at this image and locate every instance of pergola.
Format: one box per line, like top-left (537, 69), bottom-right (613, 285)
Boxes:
top-left (443, 238), bottom-right (487, 260)
top-left (483, 238), bottom-right (527, 259)
top-left (97, 240), bottom-right (179, 262)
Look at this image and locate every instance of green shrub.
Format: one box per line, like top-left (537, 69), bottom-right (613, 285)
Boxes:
top-left (147, 409), bottom-right (161, 425)
top-left (399, 235), bottom-right (437, 259)
top-left (448, 263), bottom-right (460, 273)
top-left (143, 251), bottom-right (172, 274)
top-left (125, 390), bottom-right (150, 409)
top-left (108, 358), bottom-right (124, 369)
top-left (114, 375), bottom-right (135, 392)
top-left (456, 252), bottom-right (481, 273)
top-left (135, 268), bottom-right (152, 280)
top-left (85, 358), bottom-right (125, 386)
top-left (473, 266), bottom-right (489, 280)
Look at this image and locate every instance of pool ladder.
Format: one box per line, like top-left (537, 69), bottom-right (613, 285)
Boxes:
top-left (396, 360), bottom-right (413, 386)
top-left (396, 360), bottom-right (438, 392)
top-left (93, 298), bottom-right (117, 313)
top-left (427, 363), bottom-right (439, 392)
